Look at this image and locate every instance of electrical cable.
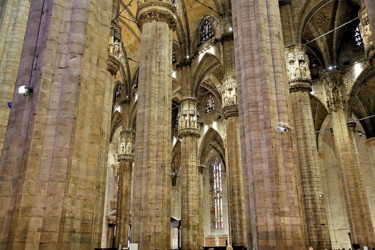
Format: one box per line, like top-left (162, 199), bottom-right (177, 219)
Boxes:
top-left (304, 17), bottom-right (359, 46)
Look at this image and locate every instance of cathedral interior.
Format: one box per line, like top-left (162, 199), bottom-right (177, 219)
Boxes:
top-left (0, 0), bottom-right (375, 249)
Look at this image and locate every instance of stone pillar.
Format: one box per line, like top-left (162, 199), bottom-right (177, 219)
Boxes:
top-left (117, 130), bottom-right (134, 248)
top-left (221, 34), bottom-right (246, 248)
top-left (0, 1), bottom-right (30, 157)
top-left (132, 1), bottom-right (176, 249)
top-left (365, 137), bottom-right (375, 166)
top-left (285, 45), bottom-right (331, 249)
top-left (232, 0), bottom-right (307, 249)
top-left (0, 0), bottom-right (114, 249)
top-left (359, 8), bottom-right (375, 65)
top-left (323, 71), bottom-right (375, 249)
top-left (178, 98), bottom-right (202, 250)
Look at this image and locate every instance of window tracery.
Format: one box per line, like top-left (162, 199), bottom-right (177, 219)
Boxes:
top-left (212, 160), bottom-right (224, 229)
top-left (201, 19), bottom-right (214, 43)
top-left (355, 24), bottom-right (363, 46)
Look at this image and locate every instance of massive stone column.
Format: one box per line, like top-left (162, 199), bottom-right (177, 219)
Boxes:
top-left (0, 0), bottom-right (114, 249)
top-left (178, 97), bottom-right (201, 250)
top-left (285, 45), bottom-right (331, 250)
top-left (366, 138), bottom-right (375, 165)
top-left (323, 71), bottom-right (375, 249)
top-left (221, 34), bottom-right (246, 248)
top-left (132, 1), bottom-right (176, 249)
top-left (0, 1), bottom-right (30, 157)
top-left (232, 0), bottom-right (307, 249)
top-left (117, 130), bottom-right (134, 248)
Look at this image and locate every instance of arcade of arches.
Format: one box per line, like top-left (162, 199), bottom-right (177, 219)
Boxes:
top-left (0, 0), bottom-right (375, 249)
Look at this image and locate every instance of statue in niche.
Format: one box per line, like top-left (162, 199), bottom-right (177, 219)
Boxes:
top-left (287, 52), bottom-right (295, 63)
top-left (289, 63), bottom-right (297, 78)
top-left (299, 61), bottom-right (307, 78)
top-left (120, 142), bottom-right (125, 154)
top-left (325, 76), bottom-right (345, 111)
top-left (112, 40), bottom-right (122, 59)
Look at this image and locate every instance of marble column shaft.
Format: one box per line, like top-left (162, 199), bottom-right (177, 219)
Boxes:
top-left (0, 0), bottom-right (31, 157)
top-left (117, 156), bottom-right (133, 247)
top-left (132, 2), bottom-right (176, 249)
top-left (232, 0), bottom-right (307, 249)
top-left (285, 45), bottom-right (331, 249)
top-left (0, 0), bottom-right (113, 249)
top-left (222, 37), bottom-right (246, 247)
top-left (323, 72), bottom-right (375, 248)
top-left (178, 98), bottom-right (202, 250)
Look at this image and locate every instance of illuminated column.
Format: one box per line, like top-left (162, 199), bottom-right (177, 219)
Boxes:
top-left (178, 98), bottom-right (202, 250)
top-left (323, 71), bottom-right (375, 249)
top-left (132, 1), bottom-right (176, 249)
top-left (0, 0), bottom-right (114, 248)
top-left (285, 45), bottom-right (331, 249)
top-left (116, 130), bottom-right (134, 248)
top-left (0, 1), bottom-right (30, 158)
top-left (221, 40), bottom-right (246, 247)
top-left (359, 8), bottom-right (375, 65)
top-left (232, 0), bottom-right (307, 248)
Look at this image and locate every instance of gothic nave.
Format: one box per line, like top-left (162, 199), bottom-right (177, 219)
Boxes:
top-left (0, 0), bottom-right (375, 249)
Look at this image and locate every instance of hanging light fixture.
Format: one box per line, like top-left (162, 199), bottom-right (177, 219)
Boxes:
top-left (18, 85), bottom-right (33, 96)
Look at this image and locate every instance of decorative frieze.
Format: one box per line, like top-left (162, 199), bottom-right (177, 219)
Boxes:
top-left (178, 98), bottom-right (200, 137)
top-left (222, 77), bottom-right (239, 118)
top-left (285, 45), bottom-right (312, 93)
top-left (118, 130), bottom-right (135, 161)
top-left (137, 1), bottom-right (177, 30)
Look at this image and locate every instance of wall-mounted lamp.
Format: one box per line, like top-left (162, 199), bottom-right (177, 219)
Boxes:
top-left (18, 86), bottom-right (33, 96)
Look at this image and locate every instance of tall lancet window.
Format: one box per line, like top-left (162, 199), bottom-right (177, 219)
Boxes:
top-left (212, 160), bottom-right (224, 229)
top-left (206, 94), bottom-right (215, 113)
top-left (355, 24), bottom-right (363, 46)
top-left (201, 19), bottom-right (214, 43)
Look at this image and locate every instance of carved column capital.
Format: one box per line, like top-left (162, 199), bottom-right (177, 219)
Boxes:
top-left (359, 8), bottom-right (375, 63)
top-left (285, 45), bottom-right (312, 92)
top-left (137, 1), bottom-right (177, 30)
top-left (322, 71), bottom-right (347, 113)
top-left (178, 98), bottom-right (200, 138)
top-left (222, 77), bottom-right (239, 118)
top-left (118, 130), bottom-right (135, 161)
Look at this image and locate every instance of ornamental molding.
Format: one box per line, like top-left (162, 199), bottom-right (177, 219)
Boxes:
top-left (137, 1), bottom-right (177, 30)
top-left (322, 71), bottom-right (347, 113)
top-left (222, 104), bottom-right (238, 119)
top-left (178, 128), bottom-right (200, 138)
top-left (289, 80), bottom-right (312, 93)
top-left (117, 153), bottom-right (134, 162)
top-left (107, 54), bottom-right (121, 75)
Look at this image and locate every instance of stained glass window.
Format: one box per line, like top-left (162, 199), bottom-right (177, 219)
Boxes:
top-left (206, 95), bottom-right (215, 113)
top-left (355, 24), bottom-right (363, 46)
top-left (115, 84), bottom-right (121, 99)
top-left (172, 47), bottom-right (176, 64)
top-left (212, 161), bottom-right (223, 229)
top-left (201, 19), bottom-right (214, 43)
